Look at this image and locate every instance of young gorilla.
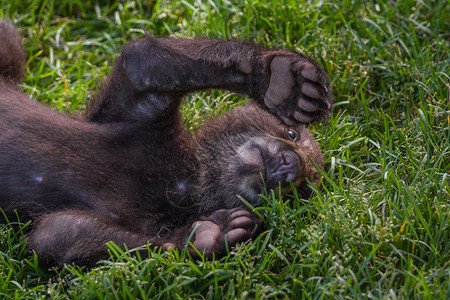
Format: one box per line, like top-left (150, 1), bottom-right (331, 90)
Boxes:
top-left (0, 20), bottom-right (332, 267)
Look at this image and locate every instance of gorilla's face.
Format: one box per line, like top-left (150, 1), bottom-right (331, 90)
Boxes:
top-left (233, 127), bottom-right (318, 196)
top-left (195, 103), bottom-right (323, 212)
top-left (230, 123), bottom-right (323, 203)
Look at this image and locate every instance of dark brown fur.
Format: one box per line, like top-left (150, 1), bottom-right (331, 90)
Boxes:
top-left (0, 20), bottom-right (332, 267)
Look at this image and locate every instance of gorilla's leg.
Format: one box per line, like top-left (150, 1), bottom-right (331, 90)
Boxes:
top-left (87, 37), bottom-right (332, 125)
top-left (28, 208), bottom-right (262, 266)
top-left (28, 211), bottom-right (152, 267)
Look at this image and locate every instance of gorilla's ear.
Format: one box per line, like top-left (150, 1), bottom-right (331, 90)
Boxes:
top-left (0, 20), bottom-right (26, 83)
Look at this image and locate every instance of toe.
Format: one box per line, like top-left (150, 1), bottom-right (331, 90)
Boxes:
top-left (301, 67), bottom-right (319, 82)
top-left (226, 228), bottom-right (248, 244)
top-left (163, 243), bottom-right (176, 250)
top-left (301, 82), bottom-right (321, 99)
top-left (298, 97), bottom-right (318, 112)
top-left (294, 111), bottom-right (314, 123)
top-left (230, 209), bottom-right (251, 219)
top-left (230, 216), bottom-right (253, 228)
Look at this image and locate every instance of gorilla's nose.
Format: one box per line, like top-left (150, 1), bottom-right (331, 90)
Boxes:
top-left (273, 151), bottom-right (302, 183)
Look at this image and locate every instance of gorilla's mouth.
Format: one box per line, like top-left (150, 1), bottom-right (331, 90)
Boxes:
top-left (262, 150), bottom-right (304, 188)
top-left (238, 144), bottom-right (304, 190)
top-left (269, 152), bottom-right (302, 183)
top-left (234, 137), bottom-right (308, 199)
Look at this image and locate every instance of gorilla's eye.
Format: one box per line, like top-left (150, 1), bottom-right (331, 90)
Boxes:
top-left (286, 129), bottom-right (299, 141)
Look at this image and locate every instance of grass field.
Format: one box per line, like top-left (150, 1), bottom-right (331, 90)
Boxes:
top-left (1, 0), bottom-right (449, 298)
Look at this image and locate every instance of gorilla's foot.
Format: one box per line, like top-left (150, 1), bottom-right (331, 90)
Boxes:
top-left (189, 208), bottom-right (262, 257)
top-left (264, 54), bottom-right (332, 125)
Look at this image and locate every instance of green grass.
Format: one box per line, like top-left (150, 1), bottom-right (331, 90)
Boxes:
top-left (1, 0), bottom-right (449, 298)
